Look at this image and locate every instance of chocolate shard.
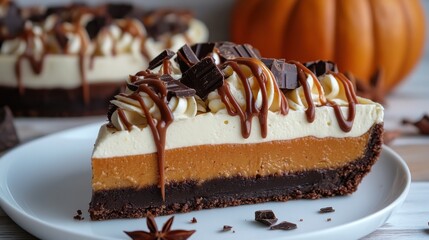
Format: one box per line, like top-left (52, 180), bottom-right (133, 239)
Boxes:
top-left (180, 57), bottom-right (224, 99)
top-left (261, 58), bottom-right (299, 90)
top-left (148, 49), bottom-right (175, 70)
top-left (85, 15), bottom-right (111, 40)
top-left (143, 9), bottom-right (192, 40)
top-left (304, 60), bottom-right (338, 77)
top-left (191, 42), bottom-right (216, 60)
top-left (160, 74), bottom-right (196, 100)
top-left (255, 210), bottom-right (276, 220)
top-left (176, 44), bottom-right (200, 73)
top-left (319, 207), bottom-right (335, 213)
top-left (0, 106), bottom-right (20, 152)
top-left (217, 42), bottom-right (261, 61)
top-left (270, 221), bottom-right (297, 231)
top-left (222, 225), bottom-right (232, 232)
top-left (0, 2), bottom-right (25, 38)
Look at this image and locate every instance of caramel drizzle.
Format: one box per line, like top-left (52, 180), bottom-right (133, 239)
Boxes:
top-left (289, 60), bottom-right (326, 123)
top-left (218, 58), bottom-right (287, 138)
top-left (117, 75), bottom-right (173, 201)
top-left (288, 61), bottom-right (357, 132)
top-left (326, 72), bottom-right (357, 132)
top-left (14, 27), bottom-right (47, 95)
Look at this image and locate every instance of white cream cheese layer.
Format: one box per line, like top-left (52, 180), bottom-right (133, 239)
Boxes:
top-left (92, 104), bottom-right (384, 158)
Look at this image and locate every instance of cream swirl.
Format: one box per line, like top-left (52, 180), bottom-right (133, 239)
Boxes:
top-left (286, 74), bottom-right (325, 111)
top-left (207, 58), bottom-right (282, 113)
top-left (0, 21), bottom-right (44, 56)
top-left (109, 76), bottom-right (198, 131)
top-left (94, 19), bottom-right (146, 57)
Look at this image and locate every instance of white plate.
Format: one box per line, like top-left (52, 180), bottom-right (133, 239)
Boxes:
top-left (0, 123), bottom-right (411, 240)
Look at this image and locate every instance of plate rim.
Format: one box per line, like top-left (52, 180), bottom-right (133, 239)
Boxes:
top-left (0, 123), bottom-right (411, 240)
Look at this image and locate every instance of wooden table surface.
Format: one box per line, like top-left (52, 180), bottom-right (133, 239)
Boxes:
top-left (1, 50), bottom-right (429, 240)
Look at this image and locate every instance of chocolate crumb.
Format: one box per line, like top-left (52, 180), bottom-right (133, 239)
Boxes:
top-left (319, 207), bottom-right (335, 213)
top-left (270, 221), bottom-right (297, 230)
top-left (255, 210), bottom-right (278, 226)
top-left (402, 114), bottom-right (429, 135)
top-left (299, 219), bottom-right (303, 222)
top-left (327, 218), bottom-right (332, 222)
top-left (222, 225), bottom-right (233, 232)
top-left (255, 210), bottom-right (276, 220)
top-left (73, 209), bottom-right (84, 220)
top-left (190, 217), bottom-right (197, 223)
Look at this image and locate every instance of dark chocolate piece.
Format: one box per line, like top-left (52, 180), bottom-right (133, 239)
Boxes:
top-left (190, 217), bottom-right (197, 223)
top-left (160, 74), bottom-right (196, 100)
top-left (217, 42), bottom-right (261, 61)
top-left (0, 2), bottom-right (25, 37)
top-left (319, 207), bottom-right (335, 213)
top-left (191, 42), bottom-right (216, 60)
top-left (148, 49), bottom-right (175, 70)
top-left (124, 215), bottom-right (195, 240)
top-left (304, 60), bottom-right (338, 77)
top-left (85, 16), bottom-right (110, 40)
top-left (143, 10), bottom-right (192, 40)
top-left (327, 218), bottom-right (332, 222)
top-left (0, 106), bottom-right (19, 152)
top-left (222, 225), bottom-right (232, 232)
top-left (255, 210), bottom-right (276, 220)
top-left (255, 210), bottom-right (278, 226)
top-left (180, 57), bottom-right (224, 99)
top-left (270, 221), bottom-right (297, 230)
top-left (402, 114), bottom-right (429, 135)
top-left (261, 58), bottom-right (299, 90)
top-left (176, 44), bottom-right (200, 73)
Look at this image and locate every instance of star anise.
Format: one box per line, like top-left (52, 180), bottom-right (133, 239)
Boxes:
top-left (124, 214), bottom-right (196, 240)
top-left (402, 114), bottom-right (429, 135)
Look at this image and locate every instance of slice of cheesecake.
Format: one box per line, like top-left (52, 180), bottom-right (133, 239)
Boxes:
top-left (89, 42), bottom-right (383, 220)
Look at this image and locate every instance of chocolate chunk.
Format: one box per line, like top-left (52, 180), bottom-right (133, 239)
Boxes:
top-left (191, 42), bottom-right (216, 60)
top-left (143, 10), bottom-right (192, 40)
top-left (304, 60), bottom-right (338, 77)
top-left (217, 42), bottom-right (261, 61)
top-left (148, 49), bottom-right (175, 70)
top-left (180, 57), bottom-right (224, 99)
top-left (255, 210), bottom-right (276, 220)
top-left (261, 58), bottom-right (299, 90)
top-left (190, 217), bottom-right (197, 223)
top-left (0, 2), bottom-right (25, 37)
top-left (255, 210), bottom-right (278, 226)
top-left (402, 114), bottom-right (429, 135)
top-left (176, 44), bottom-right (200, 73)
top-left (319, 207), bottom-right (335, 213)
top-left (107, 3), bottom-right (133, 19)
top-left (0, 106), bottom-right (19, 152)
top-left (85, 16), bottom-right (110, 40)
top-left (222, 225), bottom-right (232, 232)
top-left (160, 74), bottom-right (196, 100)
top-left (270, 221), bottom-right (297, 230)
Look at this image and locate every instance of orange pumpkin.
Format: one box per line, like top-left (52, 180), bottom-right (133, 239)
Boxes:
top-left (231, 0), bottom-right (426, 93)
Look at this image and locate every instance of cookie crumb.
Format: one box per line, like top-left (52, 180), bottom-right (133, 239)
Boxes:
top-left (222, 225), bottom-right (232, 232)
top-left (327, 218), bottom-right (332, 222)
